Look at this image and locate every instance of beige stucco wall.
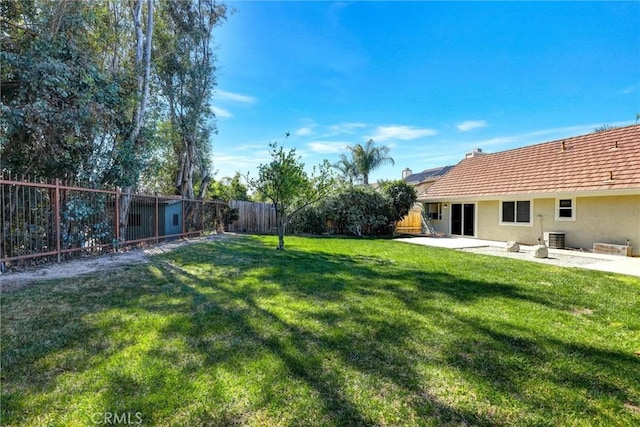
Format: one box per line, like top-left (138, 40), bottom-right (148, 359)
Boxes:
top-left (428, 202), bottom-right (450, 235)
top-left (475, 195), bottom-right (640, 255)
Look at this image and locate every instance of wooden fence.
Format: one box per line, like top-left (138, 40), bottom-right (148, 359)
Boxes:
top-left (227, 200), bottom-right (277, 234)
top-left (395, 204), bottom-right (424, 234)
top-left (1, 175), bottom-right (227, 269)
top-left (227, 200), bottom-right (424, 234)
top-left (226, 201), bottom-right (425, 235)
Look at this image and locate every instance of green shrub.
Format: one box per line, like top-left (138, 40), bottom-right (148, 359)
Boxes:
top-left (289, 204), bottom-right (328, 235)
top-left (380, 180), bottom-right (418, 224)
top-left (324, 186), bottom-right (392, 236)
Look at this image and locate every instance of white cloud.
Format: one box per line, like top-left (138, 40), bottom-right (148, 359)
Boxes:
top-left (236, 143), bottom-right (267, 151)
top-left (367, 125), bottom-right (437, 142)
top-left (621, 82), bottom-right (639, 94)
top-left (215, 90), bottom-right (257, 104)
top-left (211, 105), bottom-right (232, 119)
top-left (465, 123), bottom-right (632, 150)
top-left (327, 122), bottom-right (366, 135)
top-left (456, 120), bottom-right (488, 132)
top-left (307, 141), bottom-right (349, 153)
top-left (211, 151), bottom-right (271, 177)
top-left (296, 126), bottom-right (315, 136)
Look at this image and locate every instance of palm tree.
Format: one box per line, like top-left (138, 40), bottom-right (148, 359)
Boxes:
top-left (347, 139), bottom-right (394, 185)
top-left (332, 154), bottom-right (360, 184)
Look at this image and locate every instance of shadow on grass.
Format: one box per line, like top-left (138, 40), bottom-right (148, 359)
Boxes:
top-left (1, 235), bottom-right (639, 426)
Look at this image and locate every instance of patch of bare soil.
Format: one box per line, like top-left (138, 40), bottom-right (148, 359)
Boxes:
top-left (0, 233), bottom-right (236, 292)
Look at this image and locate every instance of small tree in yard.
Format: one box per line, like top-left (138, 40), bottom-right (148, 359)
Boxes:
top-left (380, 180), bottom-right (418, 231)
top-left (250, 141), bottom-right (334, 250)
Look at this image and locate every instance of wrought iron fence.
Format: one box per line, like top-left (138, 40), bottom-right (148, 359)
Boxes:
top-left (1, 174), bottom-right (227, 270)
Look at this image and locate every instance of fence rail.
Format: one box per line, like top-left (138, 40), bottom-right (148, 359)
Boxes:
top-left (1, 176), bottom-right (227, 269)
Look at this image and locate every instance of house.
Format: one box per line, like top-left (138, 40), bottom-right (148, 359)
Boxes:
top-left (403, 165), bottom-right (454, 195)
top-left (395, 165), bottom-right (454, 233)
top-left (421, 124), bottom-right (640, 255)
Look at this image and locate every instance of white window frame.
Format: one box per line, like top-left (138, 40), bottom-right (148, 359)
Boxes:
top-left (499, 200), bottom-right (533, 226)
top-left (555, 198), bottom-right (576, 221)
top-left (425, 202), bottom-right (442, 221)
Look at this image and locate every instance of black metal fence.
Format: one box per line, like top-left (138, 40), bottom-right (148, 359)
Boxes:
top-left (1, 175), bottom-right (227, 269)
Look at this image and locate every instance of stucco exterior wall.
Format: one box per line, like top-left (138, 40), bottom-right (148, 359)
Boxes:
top-left (474, 195), bottom-right (640, 255)
top-left (571, 195), bottom-right (639, 255)
top-left (430, 202), bottom-right (450, 235)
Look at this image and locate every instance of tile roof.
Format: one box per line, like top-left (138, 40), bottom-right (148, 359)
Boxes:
top-left (425, 124), bottom-right (640, 199)
top-left (405, 165), bottom-right (454, 184)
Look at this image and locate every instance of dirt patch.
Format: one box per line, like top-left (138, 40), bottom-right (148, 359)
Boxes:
top-left (570, 307), bottom-right (594, 316)
top-left (625, 402), bottom-right (640, 414)
top-left (0, 233), bottom-right (237, 293)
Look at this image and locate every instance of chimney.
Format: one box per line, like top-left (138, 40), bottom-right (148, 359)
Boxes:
top-left (465, 148), bottom-right (485, 159)
top-left (402, 168), bottom-right (413, 179)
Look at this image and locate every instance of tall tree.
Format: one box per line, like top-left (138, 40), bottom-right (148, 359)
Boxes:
top-left (347, 139), bottom-right (395, 185)
top-left (155, 0), bottom-right (228, 200)
top-left (0, 0), bottom-right (120, 179)
top-left (116, 0), bottom-right (155, 239)
top-left (250, 141), bottom-right (334, 250)
top-left (210, 172), bottom-right (250, 201)
top-left (332, 153), bottom-right (360, 185)
top-left (0, 0), bottom-right (157, 185)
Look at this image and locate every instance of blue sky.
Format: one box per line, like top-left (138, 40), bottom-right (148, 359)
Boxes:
top-left (210, 1), bottom-right (640, 183)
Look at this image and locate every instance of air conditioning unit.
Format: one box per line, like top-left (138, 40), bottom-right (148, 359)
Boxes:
top-left (544, 232), bottom-right (565, 249)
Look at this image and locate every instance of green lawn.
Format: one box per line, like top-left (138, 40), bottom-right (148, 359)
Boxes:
top-left (1, 236), bottom-right (639, 426)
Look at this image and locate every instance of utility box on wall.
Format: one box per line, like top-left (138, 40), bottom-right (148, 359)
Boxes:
top-left (544, 232), bottom-right (565, 249)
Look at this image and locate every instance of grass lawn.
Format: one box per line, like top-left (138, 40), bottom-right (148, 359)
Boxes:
top-left (1, 235), bottom-right (639, 426)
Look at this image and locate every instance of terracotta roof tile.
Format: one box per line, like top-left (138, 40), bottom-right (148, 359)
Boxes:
top-left (426, 124), bottom-right (640, 199)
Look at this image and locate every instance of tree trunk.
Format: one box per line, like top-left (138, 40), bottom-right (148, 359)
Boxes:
top-left (275, 206), bottom-right (286, 250)
top-left (119, 188), bottom-right (133, 244)
top-left (277, 227), bottom-right (285, 250)
top-left (119, 0), bottom-right (154, 241)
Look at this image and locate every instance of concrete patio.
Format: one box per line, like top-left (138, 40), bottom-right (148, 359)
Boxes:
top-left (395, 236), bottom-right (640, 277)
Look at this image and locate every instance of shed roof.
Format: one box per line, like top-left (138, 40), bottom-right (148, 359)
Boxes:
top-left (425, 124), bottom-right (640, 199)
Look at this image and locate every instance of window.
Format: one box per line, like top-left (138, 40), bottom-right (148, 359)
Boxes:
top-left (501, 201), bottom-right (531, 225)
top-left (172, 213), bottom-right (179, 226)
top-left (556, 198), bottom-right (575, 220)
top-left (425, 203), bottom-right (441, 220)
